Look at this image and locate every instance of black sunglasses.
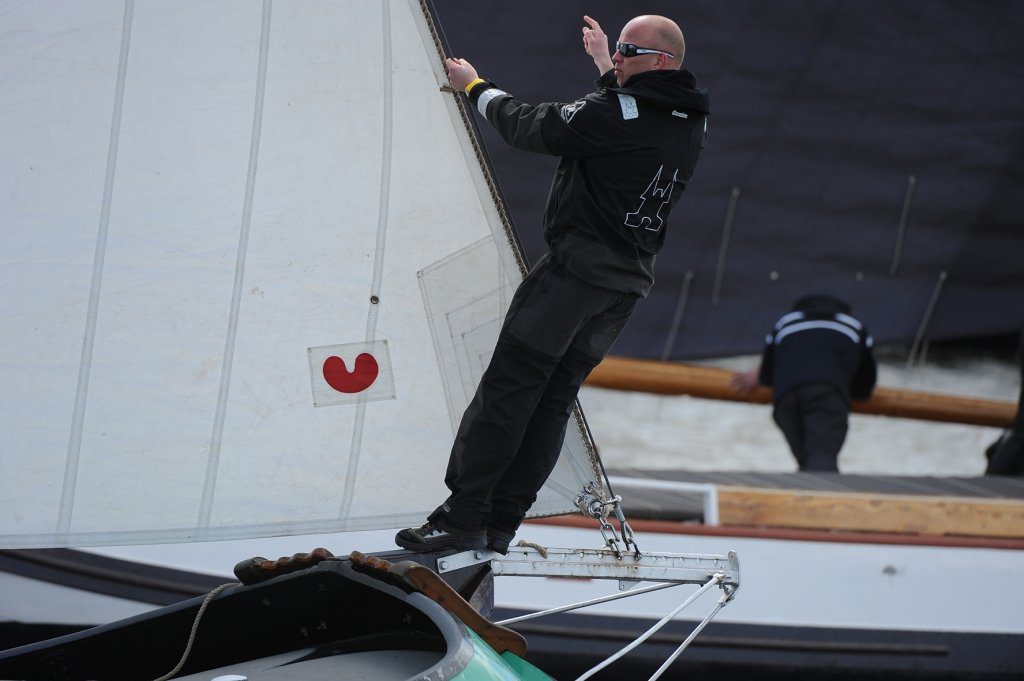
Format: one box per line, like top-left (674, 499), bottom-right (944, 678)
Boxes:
top-left (616, 42), bottom-right (674, 59)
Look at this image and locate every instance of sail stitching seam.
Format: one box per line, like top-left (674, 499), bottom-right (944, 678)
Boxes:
top-left (338, 0), bottom-right (395, 521)
top-left (196, 0), bottom-right (273, 531)
top-left (58, 0), bottom-right (136, 535)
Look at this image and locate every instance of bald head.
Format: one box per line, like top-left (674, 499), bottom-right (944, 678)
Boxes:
top-left (623, 15), bottom-right (685, 68)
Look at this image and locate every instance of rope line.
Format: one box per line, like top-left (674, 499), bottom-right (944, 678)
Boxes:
top-left (152, 582), bottom-right (240, 681)
top-left (574, 574), bottom-right (723, 681)
top-left (416, 0), bottom-right (527, 278)
top-left (415, 0), bottom-right (601, 473)
top-left (648, 599), bottom-right (728, 681)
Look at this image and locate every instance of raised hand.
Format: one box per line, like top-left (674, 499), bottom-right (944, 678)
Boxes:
top-left (581, 15), bottom-right (613, 74)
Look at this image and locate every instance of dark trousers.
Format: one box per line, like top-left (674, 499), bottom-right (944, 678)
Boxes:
top-left (773, 383), bottom-right (849, 472)
top-left (434, 253), bottom-right (638, 534)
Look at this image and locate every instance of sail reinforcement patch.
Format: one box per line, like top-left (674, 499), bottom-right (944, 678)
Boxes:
top-left (308, 340), bottom-right (395, 407)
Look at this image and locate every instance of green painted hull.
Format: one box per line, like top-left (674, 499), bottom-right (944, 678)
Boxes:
top-left (453, 630), bottom-right (555, 680)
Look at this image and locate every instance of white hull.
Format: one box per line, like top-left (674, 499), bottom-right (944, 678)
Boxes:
top-left (4, 522), bottom-right (1022, 677)
top-left (4, 522), bottom-right (1021, 636)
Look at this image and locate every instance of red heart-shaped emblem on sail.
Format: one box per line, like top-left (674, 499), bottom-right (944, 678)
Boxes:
top-left (323, 353), bottom-right (379, 394)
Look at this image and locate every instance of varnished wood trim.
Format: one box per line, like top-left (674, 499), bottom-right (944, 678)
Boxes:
top-left (586, 356), bottom-right (1017, 428)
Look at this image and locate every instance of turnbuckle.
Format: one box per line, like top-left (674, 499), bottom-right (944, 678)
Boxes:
top-left (574, 481), bottom-right (641, 560)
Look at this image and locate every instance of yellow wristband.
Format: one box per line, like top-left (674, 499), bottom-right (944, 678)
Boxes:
top-left (464, 77), bottom-right (485, 94)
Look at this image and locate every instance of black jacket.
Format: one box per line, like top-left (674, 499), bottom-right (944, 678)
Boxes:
top-left (468, 68), bottom-right (710, 296)
top-left (758, 303), bottom-right (877, 404)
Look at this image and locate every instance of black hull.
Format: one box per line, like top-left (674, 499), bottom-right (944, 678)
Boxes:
top-left (497, 608), bottom-right (1024, 681)
top-left (3, 548), bottom-right (1022, 679)
top-left (0, 549), bottom-right (496, 681)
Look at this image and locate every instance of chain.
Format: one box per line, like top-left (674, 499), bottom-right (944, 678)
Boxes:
top-left (575, 482), bottom-right (642, 559)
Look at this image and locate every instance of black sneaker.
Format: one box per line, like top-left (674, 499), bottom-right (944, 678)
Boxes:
top-left (395, 519), bottom-right (487, 553)
top-left (486, 528), bottom-right (514, 555)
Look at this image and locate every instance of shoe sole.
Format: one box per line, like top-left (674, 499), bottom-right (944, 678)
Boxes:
top-left (395, 530), bottom-right (486, 553)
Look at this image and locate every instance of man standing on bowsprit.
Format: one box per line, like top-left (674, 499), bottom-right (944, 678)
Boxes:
top-left (397, 15), bottom-right (710, 553)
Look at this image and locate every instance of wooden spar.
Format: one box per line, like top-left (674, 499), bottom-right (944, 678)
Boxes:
top-left (586, 356), bottom-right (1017, 429)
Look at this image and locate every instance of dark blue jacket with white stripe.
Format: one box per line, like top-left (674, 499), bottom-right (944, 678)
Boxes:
top-left (467, 68), bottom-right (710, 297)
top-left (758, 309), bottom-right (878, 404)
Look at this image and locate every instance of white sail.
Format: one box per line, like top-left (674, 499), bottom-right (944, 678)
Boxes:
top-left (0, 0), bottom-right (604, 548)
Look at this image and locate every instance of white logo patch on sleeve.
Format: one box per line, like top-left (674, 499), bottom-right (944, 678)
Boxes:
top-left (476, 88), bottom-right (508, 116)
top-left (560, 99), bottom-right (587, 124)
top-left (617, 93), bottom-right (638, 120)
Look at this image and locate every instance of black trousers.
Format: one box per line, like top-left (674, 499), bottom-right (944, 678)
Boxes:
top-left (434, 253), bottom-right (638, 534)
top-left (773, 383), bottom-right (850, 472)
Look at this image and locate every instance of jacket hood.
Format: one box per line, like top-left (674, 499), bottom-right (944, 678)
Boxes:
top-left (608, 68), bottom-right (710, 114)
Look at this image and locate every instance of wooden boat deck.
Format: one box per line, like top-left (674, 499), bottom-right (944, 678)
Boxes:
top-left (586, 356), bottom-right (1023, 542)
top-left (607, 468), bottom-right (1024, 541)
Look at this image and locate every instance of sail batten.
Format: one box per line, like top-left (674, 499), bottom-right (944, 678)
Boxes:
top-left (0, 0), bottom-right (604, 549)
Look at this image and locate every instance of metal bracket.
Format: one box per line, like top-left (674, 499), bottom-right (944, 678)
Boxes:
top-left (437, 544), bottom-right (739, 593)
top-left (435, 549), bottom-right (494, 573)
top-left (491, 546), bottom-right (739, 590)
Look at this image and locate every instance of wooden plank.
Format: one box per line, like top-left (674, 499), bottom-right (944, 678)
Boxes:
top-left (586, 355), bottom-right (1017, 428)
top-left (717, 486), bottom-right (1024, 538)
top-left (528, 515), bottom-right (1024, 550)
